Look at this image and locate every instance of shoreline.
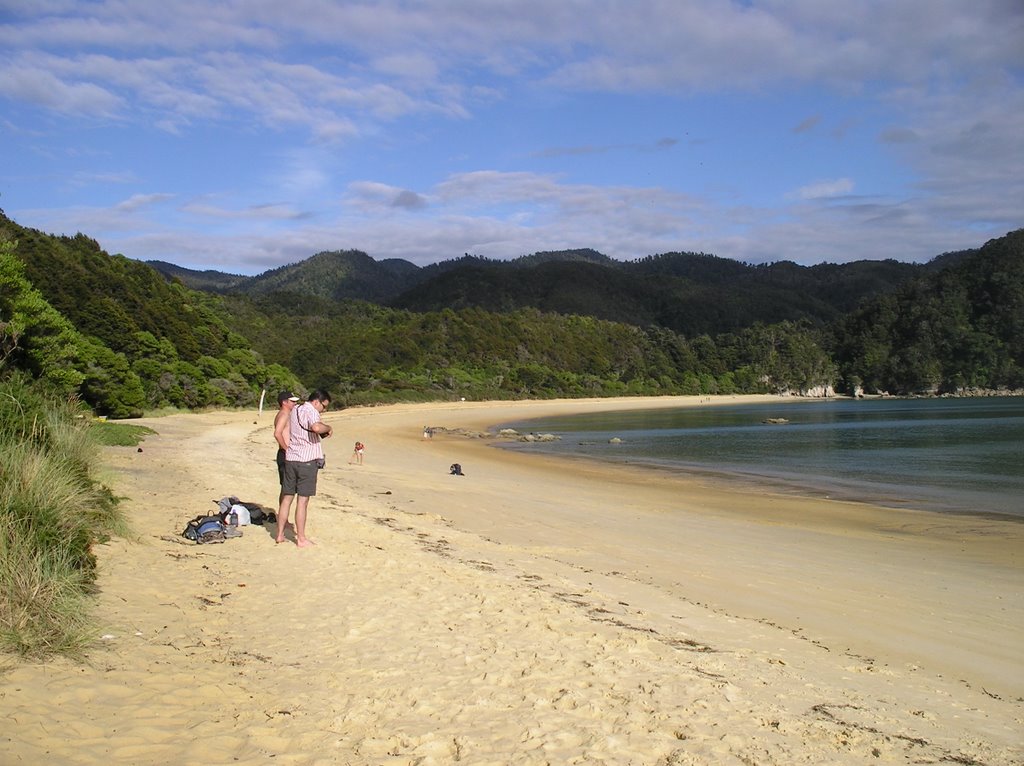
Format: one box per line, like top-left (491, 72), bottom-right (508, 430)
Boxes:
top-left (492, 444), bottom-right (1024, 524)
top-left (478, 394), bottom-right (1024, 522)
top-left (341, 396), bottom-right (1023, 680)
top-left (3, 395), bottom-right (1021, 765)
top-left (333, 396), bottom-right (1022, 683)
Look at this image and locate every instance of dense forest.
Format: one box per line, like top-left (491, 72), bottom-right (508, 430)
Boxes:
top-left (214, 294), bottom-right (836, 405)
top-left (832, 229), bottom-right (1024, 394)
top-left (153, 243), bottom-right (955, 336)
top-left (2, 208), bottom-right (1021, 417)
top-left (1, 214), bottom-right (300, 417)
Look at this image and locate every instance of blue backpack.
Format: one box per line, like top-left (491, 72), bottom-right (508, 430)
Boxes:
top-left (181, 514), bottom-right (226, 544)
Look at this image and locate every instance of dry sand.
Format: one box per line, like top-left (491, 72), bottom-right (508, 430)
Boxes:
top-left (2, 395), bottom-right (1022, 765)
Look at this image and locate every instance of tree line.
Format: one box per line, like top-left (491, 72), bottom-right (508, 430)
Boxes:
top-left (1, 215), bottom-right (300, 417)
top-left (3, 209), bottom-right (1021, 418)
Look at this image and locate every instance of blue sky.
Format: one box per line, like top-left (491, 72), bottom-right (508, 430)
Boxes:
top-left (1, 1), bottom-right (1022, 274)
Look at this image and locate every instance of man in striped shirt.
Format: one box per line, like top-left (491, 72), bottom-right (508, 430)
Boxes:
top-left (276, 389), bottom-right (333, 547)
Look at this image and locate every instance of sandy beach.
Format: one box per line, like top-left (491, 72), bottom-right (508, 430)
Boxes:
top-left (3, 395), bottom-right (1022, 765)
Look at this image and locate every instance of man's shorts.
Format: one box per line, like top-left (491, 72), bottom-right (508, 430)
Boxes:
top-left (276, 448), bottom-right (286, 485)
top-left (282, 460), bottom-right (319, 497)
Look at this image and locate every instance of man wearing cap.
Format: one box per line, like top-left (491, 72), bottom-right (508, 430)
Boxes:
top-left (273, 390), bottom-right (300, 504)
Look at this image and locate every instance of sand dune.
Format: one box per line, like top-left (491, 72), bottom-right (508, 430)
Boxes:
top-left (3, 396), bottom-right (1021, 765)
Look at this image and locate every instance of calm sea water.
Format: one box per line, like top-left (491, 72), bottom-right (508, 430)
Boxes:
top-left (497, 397), bottom-right (1024, 519)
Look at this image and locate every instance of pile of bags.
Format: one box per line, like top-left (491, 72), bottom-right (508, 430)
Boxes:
top-left (180, 496), bottom-right (276, 544)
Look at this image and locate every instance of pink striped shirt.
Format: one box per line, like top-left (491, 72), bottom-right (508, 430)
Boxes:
top-left (285, 402), bottom-right (324, 462)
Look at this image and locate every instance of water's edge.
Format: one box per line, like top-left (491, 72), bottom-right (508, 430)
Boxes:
top-left (491, 397), bottom-right (1024, 522)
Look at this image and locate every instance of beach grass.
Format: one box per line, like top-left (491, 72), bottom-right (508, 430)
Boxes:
top-left (0, 374), bottom-right (129, 658)
top-left (0, 511), bottom-right (96, 658)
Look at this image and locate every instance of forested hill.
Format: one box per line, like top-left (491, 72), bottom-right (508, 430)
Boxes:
top-left (389, 253), bottom-right (936, 336)
top-left (146, 260), bottom-right (250, 293)
top-left (152, 246), bottom-right (956, 336)
top-left (148, 249), bottom-right (425, 303)
top-left (209, 227), bottom-right (1023, 404)
top-left (240, 249), bottom-right (424, 303)
top-left (831, 228), bottom-right (1024, 395)
top-left (1, 212), bottom-right (301, 417)
top-left (3, 205), bottom-right (1021, 417)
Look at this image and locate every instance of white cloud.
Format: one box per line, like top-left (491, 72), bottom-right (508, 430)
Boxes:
top-left (0, 60), bottom-right (123, 117)
top-left (67, 170), bottom-right (136, 186)
top-left (371, 52), bottom-right (440, 82)
top-left (5, 2), bottom-right (1021, 140)
top-left (179, 200), bottom-right (307, 221)
top-left (115, 193), bottom-right (174, 211)
top-left (794, 178), bottom-right (855, 200)
top-left (2, 1), bottom-right (1021, 270)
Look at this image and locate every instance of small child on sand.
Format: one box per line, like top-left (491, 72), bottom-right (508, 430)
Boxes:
top-left (349, 441), bottom-right (365, 465)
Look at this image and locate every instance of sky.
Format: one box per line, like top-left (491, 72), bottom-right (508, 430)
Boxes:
top-left (1, 1), bottom-right (1022, 275)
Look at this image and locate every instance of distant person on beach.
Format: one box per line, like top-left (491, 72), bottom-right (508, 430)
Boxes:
top-left (422, 426), bottom-right (432, 440)
top-left (273, 390), bottom-right (300, 503)
top-left (349, 441), bottom-right (364, 465)
top-left (277, 389), bottom-right (333, 547)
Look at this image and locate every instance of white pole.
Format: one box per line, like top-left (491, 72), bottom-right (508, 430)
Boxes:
top-left (258, 388), bottom-right (267, 417)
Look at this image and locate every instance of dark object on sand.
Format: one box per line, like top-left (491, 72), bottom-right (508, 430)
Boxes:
top-left (449, 463), bottom-right (464, 476)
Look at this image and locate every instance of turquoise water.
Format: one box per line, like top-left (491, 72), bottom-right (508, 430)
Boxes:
top-left (498, 397), bottom-right (1024, 519)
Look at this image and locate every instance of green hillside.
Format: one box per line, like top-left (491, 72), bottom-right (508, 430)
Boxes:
top-left (217, 294), bottom-right (836, 405)
top-left (832, 230), bottom-right (1024, 394)
top-left (145, 260), bottom-right (250, 293)
top-left (150, 248), bottom-right (429, 304)
top-left (390, 250), bottom-right (930, 335)
top-left (1, 212), bottom-right (300, 417)
top-left (4, 207), bottom-right (1021, 416)
top-left (151, 246), bottom-right (931, 337)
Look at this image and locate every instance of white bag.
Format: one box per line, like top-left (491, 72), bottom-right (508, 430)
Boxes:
top-left (229, 503), bottom-right (251, 526)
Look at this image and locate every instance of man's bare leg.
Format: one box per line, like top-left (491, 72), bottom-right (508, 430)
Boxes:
top-left (276, 494), bottom-right (294, 543)
top-left (294, 495), bottom-right (314, 547)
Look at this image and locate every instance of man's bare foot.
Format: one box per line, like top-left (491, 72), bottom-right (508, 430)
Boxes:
top-left (296, 538), bottom-right (315, 548)
top-left (275, 537), bottom-right (287, 544)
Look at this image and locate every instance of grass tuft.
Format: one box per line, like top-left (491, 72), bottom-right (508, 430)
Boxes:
top-left (90, 420), bottom-right (156, 447)
top-left (0, 373), bottom-right (130, 658)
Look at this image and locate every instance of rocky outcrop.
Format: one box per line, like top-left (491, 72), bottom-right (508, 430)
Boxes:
top-left (944, 387), bottom-right (1024, 397)
top-left (431, 427), bottom-right (561, 442)
top-left (778, 385), bottom-right (835, 398)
